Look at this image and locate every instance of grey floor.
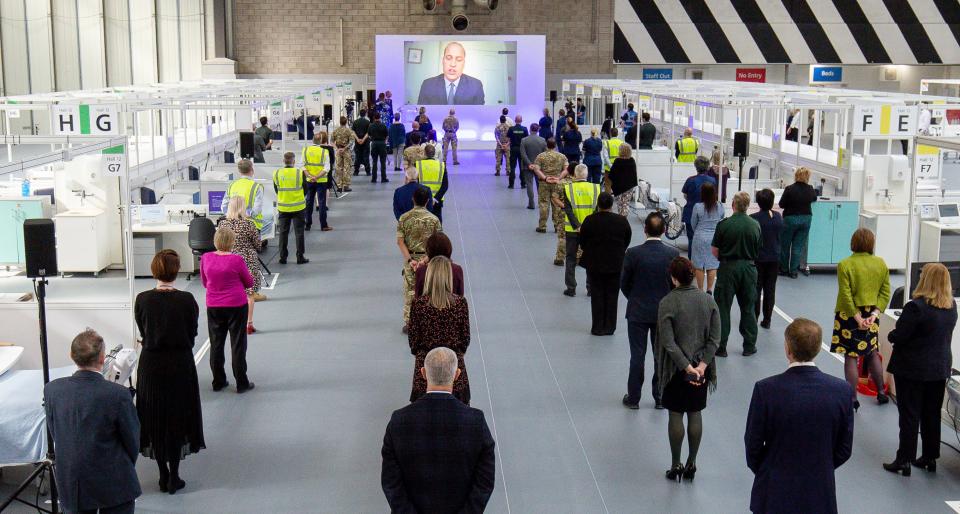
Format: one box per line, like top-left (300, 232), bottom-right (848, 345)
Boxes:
top-left (3, 150), bottom-right (959, 513)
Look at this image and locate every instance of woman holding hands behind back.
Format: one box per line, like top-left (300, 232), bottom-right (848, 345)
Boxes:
top-left (657, 256), bottom-right (720, 482)
top-left (883, 263), bottom-right (957, 476)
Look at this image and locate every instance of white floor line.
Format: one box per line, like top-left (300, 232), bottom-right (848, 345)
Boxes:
top-left (451, 184), bottom-right (512, 514)
top-left (261, 272), bottom-right (280, 290)
top-left (474, 176), bottom-right (609, 514)
top-left (946, 500), bottom-right (960, 513)
top-left (772, 305), bottom-right (844, 363)
top-left (193, 338), bottom-right (211, 365)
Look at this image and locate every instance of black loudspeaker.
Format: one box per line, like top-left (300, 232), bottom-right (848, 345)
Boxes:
top-left (223, 150), bottom-right (235, 164)
top-left (733, 131), bottom-right (749, 158)
top-left (188, 166), bottom-right (199, 180)
top-left (550, 90), bottom-right (557, 102)
top-left (355, 91), bottom-right (363, 103)
top-left (24, 219), bottom-right (57, 278)
top-left (604, 103), bottom-right (615, 119)
top-left (239, 131), bottom-right (255, 159)
top-left (323, 104), bottom-right (333, 123)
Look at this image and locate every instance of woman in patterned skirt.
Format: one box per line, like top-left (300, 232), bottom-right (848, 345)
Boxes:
top-left (831, 228), bottom-right (891, 411)
top-left (407, 256), bottom-right (471, 404)
top-left (219, 195), bottom-right (263, 334)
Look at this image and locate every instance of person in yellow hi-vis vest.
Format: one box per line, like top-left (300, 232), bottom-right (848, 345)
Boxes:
top-left (273, 152), bottom-right (308, 264)
top-left (675, 128), bottom-right (699, 163)
top-left (415, 145), bottom-right (449, 224)
top-left (602, 127), bottom-right (625, 192)
top-left (302, 133), bottom-right (332, 232)
top-left (222, 159), bottom-right (270, 240)
top-left (555, 164), bottom-right (600, 297)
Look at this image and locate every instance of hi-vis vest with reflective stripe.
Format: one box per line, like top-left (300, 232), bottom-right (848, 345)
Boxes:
top-left (605, 138), bottom-right (624, 170)
top-left (227, 177), bottom-right (264, 230)
top-left (273, 167), bottom-right (306, 212)
top-left (302, 145), bottom-right (329, 183)
top-left (677, 137), bottom-right (698, 163)
top-left (416, 159), bottom-right (445, 196)
top-left (564, 181), bottom-right (601, 232)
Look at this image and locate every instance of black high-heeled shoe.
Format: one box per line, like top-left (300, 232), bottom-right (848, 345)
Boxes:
top-left (167, 476), bottom-right (186, 495)
top-left (682, 463), bottom-right (697, 481)
top-left (912, 458), bottom-right (937, 472)
top-left (853, 400), bottom-right (861, 412)
top-left (665, 464), bottom-right (684, 482)
top-left (882, 460), bottom-right (911, 476)
top-left (876, 393), bottom-right (890, 405)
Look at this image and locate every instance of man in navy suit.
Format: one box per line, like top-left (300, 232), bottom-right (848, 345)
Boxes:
top-left (619, 212), bottom-right (678, 409)
top-left (44, 329), bottom-right (141, 514)
top-left (382, 347), bottom-right (496, 513)
top-left (417, 42), bottom-right (485, 105)
top-left (745, 319), bottom-right (854, 514)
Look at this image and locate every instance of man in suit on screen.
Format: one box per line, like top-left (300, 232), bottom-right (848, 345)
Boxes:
top-left (417, 42), bottom-right (486, 105)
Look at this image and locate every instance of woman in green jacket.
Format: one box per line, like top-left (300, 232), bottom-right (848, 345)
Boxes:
top-left (831, 228), bottom-right (891, 411)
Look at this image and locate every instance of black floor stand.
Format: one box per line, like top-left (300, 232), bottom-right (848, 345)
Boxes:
top-left (0, 278), bottom-right (59, 513)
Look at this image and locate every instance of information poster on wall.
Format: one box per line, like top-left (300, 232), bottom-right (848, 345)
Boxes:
top-left (612, 89), bottom-right (622, 102)
top-left (575, 84), bottom-right (584, 95)
top-left (673, 102), bottom-right (687, 124)
top-left (102, 145), bottom-right (126, 176)
top-left (592, 86), bottom-right (601, 99)
top-left (915, 144), bottom-right (941, 179)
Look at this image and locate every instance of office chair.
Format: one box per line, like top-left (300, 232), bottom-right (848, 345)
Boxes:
top-left (186, 216), bottom-right (216, 281)
top-left (139, 187), bottom-right (157, 205)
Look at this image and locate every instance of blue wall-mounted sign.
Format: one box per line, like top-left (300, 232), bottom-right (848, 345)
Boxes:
top-left (643, 68), bottom-right (673, 80)
top-left (810, 66), bottom-right (843, 83)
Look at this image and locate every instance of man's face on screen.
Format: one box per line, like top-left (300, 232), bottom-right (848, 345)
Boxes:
top-left (443, 44), bottom-right (465, 82)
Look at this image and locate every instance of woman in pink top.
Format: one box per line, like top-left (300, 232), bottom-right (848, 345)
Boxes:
top-left (200, 227), bottom-right (255, 393)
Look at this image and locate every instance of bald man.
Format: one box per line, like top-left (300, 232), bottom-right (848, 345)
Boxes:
top-left (417, 42), bottom-right (486, 105)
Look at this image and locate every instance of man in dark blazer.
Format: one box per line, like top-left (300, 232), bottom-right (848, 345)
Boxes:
top-left (382, 347), bottom-right (496, 513)
top-left (579, 192), bottom-right (632, 336)
top-left (745, 319), bottom-right (854, 514)
top-left (417, 42), bottom-right (485, 105)
top-left (44, 329), bottom-right (141, 514)
top-left (619, 212), bottom-right (678, 409)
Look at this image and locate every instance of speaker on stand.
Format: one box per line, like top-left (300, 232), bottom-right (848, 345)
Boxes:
top-left (733, 131), bottom-right (749, 191)
top-left (0, 219), bottom-right (60, 513)
top-left (549, 90), bottom-right (557, 124)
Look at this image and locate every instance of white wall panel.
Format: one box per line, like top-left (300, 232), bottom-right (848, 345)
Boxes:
top-left (1, 0), bottom-right (30, 95)
top-left (180, 0), bottom-right (203, 80)
top-left (130, 0), bottom-right (158, 84)
top-left (52, 0), bottom-right (81, 91)
top-left (25, 1), bottom-right (54, 93)
top-left (157, 0), bottom-right (181, 82)
top-left (77, 0), bottom-right (106, 89)
top-left (104, 0), bottom-right (132, 86)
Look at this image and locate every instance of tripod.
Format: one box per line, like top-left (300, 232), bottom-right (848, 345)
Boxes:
top-left (0, 277), bottom-right (59, 513)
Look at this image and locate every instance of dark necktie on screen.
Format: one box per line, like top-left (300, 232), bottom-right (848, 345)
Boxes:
top-left (447, 83), bottom-right (456, 104)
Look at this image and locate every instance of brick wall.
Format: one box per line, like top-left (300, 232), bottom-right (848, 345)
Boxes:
top-left (233, 0), bottom-right (614, 76)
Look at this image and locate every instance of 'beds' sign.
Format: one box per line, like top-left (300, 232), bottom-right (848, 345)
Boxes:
top-left (51, 104), bottom-right (119, 135)
top-left (736, 68), bottom-right (766, 83)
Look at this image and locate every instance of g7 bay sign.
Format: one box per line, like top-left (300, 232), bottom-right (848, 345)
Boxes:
top-left (51, 104), bottom-right (119, 135)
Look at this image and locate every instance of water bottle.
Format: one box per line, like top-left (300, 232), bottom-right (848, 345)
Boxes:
top-left (21, 179), bottom-right (30, 197)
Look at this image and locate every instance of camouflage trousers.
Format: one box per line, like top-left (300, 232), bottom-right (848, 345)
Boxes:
top-left (335, 148), bottom-right (353, 188)
top-left (442, 135), bottom-right (458, 164)
top-left (402, 261), bottom-right (417, 323)
top-left (537, 182), bottom-right (566, 260)
top-left (494, 146), bottom-right (507, 173)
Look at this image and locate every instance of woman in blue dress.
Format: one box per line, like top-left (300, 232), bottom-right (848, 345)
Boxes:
top-left (690, 181), bottom-right (724, 294)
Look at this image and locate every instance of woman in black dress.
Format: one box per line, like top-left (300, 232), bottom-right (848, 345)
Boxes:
top-left (134, 249), bottom-right (205, 495)
top-left (656, 256), bottom-right (720, 482)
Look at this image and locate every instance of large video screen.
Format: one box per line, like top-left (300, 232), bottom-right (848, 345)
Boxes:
top-left (403, 40), bottom-right (516, 106)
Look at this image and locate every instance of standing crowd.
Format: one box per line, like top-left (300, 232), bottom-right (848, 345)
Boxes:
top-left (38, 99), bottom-right (956, 514)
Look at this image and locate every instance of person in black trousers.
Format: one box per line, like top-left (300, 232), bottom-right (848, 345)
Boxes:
top-left (578, 193), bottom-right (632, 336)
top-left (507, 115), bottom-right (528, 189)
top-left (352, 109), bottom-right (371, 176)
top-left (883, 263), bottom-right (958, 476)
top-left (750, 189), bottom-right (783, 329)
top-left (368, 112), bottom-right (389, 183)
top-left (620, 212), bottom-right (678, 409)
top-left (44, 329), bottom-right (141, 514)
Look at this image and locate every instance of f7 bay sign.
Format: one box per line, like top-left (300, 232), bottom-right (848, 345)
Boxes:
top-left (51, 104), bottom-right (119, 135)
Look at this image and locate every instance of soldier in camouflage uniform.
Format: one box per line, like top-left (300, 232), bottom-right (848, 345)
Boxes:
top-left (397, 187), bottom-right (442, 331)
top-left (493, 115), bottom-right (512, 176)
top-left (331, 116), bottom-right (355, 191)
top-left (532, 138), bottom-right (571, 265)
top-left (403, 131), bottom-right (426, 171)
top-left (441, 109), bottom-right (460, 165)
